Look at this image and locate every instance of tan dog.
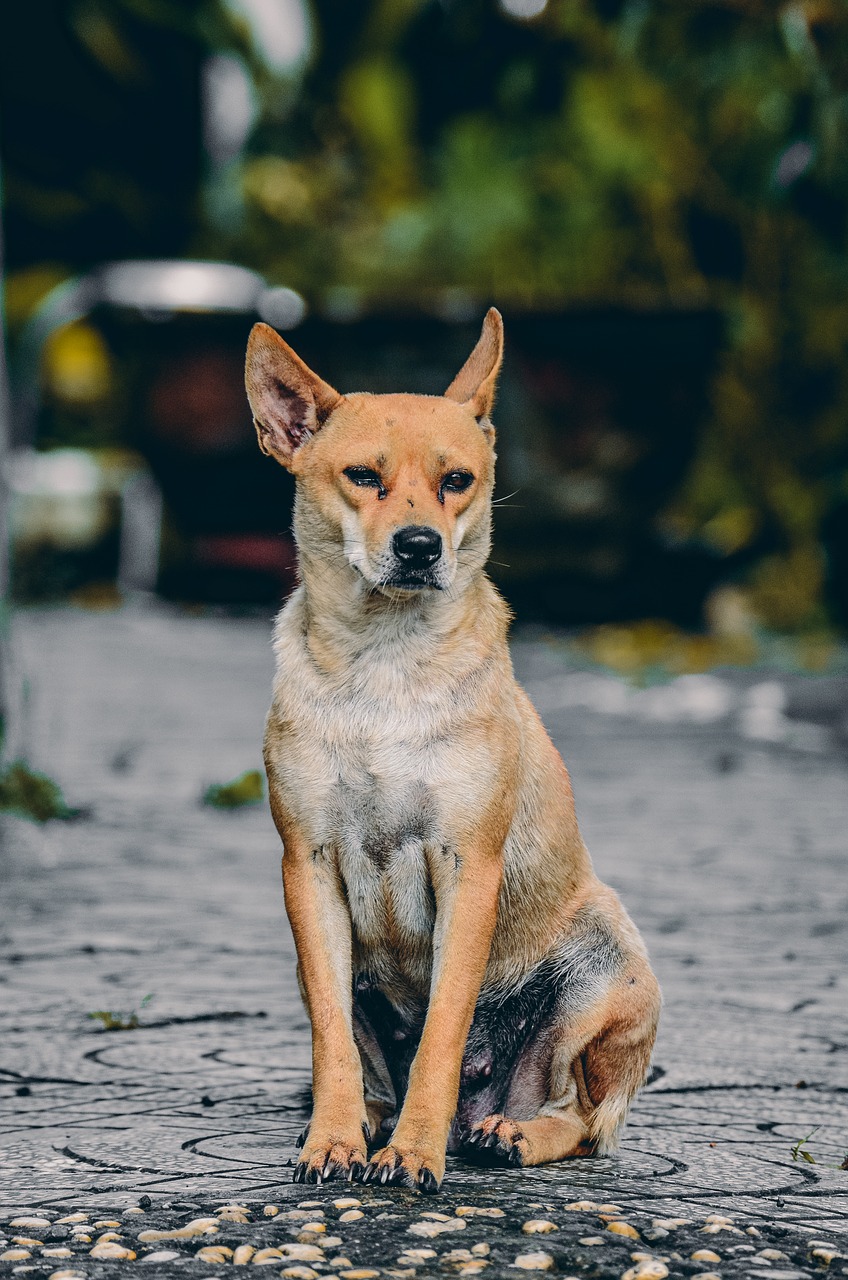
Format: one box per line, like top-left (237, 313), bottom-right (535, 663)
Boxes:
top-left (245, 309), bottom-right (660, 1192)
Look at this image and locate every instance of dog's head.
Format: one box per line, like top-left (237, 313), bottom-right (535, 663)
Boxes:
top-left (245, 309), bottom-right (504, 597)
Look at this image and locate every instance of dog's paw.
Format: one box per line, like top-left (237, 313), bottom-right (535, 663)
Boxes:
top-left (459, 1114), bottom-right (527, 1167)
top-left (361, 1142), bottom-right (443, 1192)
top-left (293, 1123), bottom-right (370, 1184)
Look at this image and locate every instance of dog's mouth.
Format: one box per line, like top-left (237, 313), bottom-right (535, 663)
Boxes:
top-left (380, 572), bottom-right (443, 592)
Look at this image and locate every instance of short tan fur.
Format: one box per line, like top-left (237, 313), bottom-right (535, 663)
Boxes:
top-left (245, 310), bottom-right (661, 1191)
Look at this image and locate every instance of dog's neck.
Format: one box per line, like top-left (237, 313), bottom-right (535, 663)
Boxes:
top-left (295, 547), bottom-right (507, 679)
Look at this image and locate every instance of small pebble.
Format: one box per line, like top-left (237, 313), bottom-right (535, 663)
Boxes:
top-left (472, 1245), bottom-right (491, 1257)
top-left (195, 1246), bottom-right (233, 1263)
top-left (643, 1229), bottom-right (670, 1243)
top-left (10, 1220), bottom-right (51, 1230)
top-left (400, 1249), bottom-right (437, 1261)
top-left (523, 1221), bottom-right (557, 1235)
top-left (251, 1246), bottom-right (284, 1263)
top-left (654, 1220), bottom-right (690, 1230)
top-left (40, 1249), bottom-right (73, 1258)
top-left (124, 1208), bottom-right (144, 1216)
top-left (444, 1250), bottom-right (473, 1262)
top-left (330, 1258), bottom-right (354, 1269)
top-left (283, 1210), bottom-right (320, 1221)
top-left (300, 1222), bottom-right (326, 1233)
top-left (140, 1251), bottom-right (181, 1263)
top-left (47, 1272), bottom-right (85, 1280)
top-left (89, 1242), bottom-right (136, 1260)
top-left (281, 1268), bottom-right (319, 1280)
top-left (95, 1231), bottom-right (123, 1242)
top-left (297, 1201), bottom-right (324, 1210)
top-left (631, 1254), bottom-right (655, 1263)
top-left (94, 1220), bottom-right (121, 1229)
top-left (70, 1234), bottom-right (91, 1244)
top-left (455, 1207), bottom-right (505, 1219)
top-left (759, 1252), bottom-right (789, 1263)
top-left (232, 1245), bottom-right (255, 1264)
top-left (0, 1251), bottom-right (31, 1262)
top-left (280, 1244), bottom-right (326, 1262)
top-left (692, 1251), bottom-right (722, 1263)
top-left (579, 1237), bottom-right (606, 1246)
top-left (746, 1229), bottom-right (762, 1238)
top-left (321, 1235), bottom-right (344, 1248)
top-left (338, 1271), bottom-right (380, 1279)
top-left (459, 1265), bottom-right (489, 1275)
top-left (408, 1219), bottom-right (467, 1238)
top-left (608, 1222), bottom-right (641, 1240)
top-left (512, 1251), bottom-right (554, 1271)
top-left (139, 1217), bottom-right (219, 1242)
top-left (339, 1211), bottom-right (364, 1223)
top-left (218, 1208), bottom-right (251, 1223)
top-left (11, 1239), bottom-right (43, 1248)
top-left (697, 1274), bottom-right (722, 1280)
top-left (421, 1212), bottom-right (452, 1221)
top-left (263, 1205), bottom-right (279, 1217)
top-left (621, 1263), bottom-right (669, 1280)
top-left (55, 1216), bottom-right (87, 1225)
top-left (333, 1199), bottom-right (362, 1210)
top-left (811, 1247), bottom-right (839, 1267)
top-left (566, 1202), bottom-right (599, 1211)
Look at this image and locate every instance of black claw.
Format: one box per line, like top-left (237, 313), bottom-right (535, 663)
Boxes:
top-left (295, 1127), bottom-right (308, 1149)
top-left (361, 1163), bottom-right (375, 1183)
top-left (466, 1130), bottom-right (481, 1147)
top-left (349, 1161), bottom-right (365, 1182)
top-left (508, 1145), bottom-right (523, 1166)
top-left (418, 1167), bottom-right (439, 1193)
top-left (292, 1163), bottom-right (304, 1183)
top-left (482, 1132), bottom-right (498, 1148)
top-left (361, 1120), bottom-right (372, 1145)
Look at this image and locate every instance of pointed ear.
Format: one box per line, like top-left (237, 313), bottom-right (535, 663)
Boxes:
top-left (245, 322), bottom-right (341, 467)
top-left (444, 307), bottom-right (504, 424)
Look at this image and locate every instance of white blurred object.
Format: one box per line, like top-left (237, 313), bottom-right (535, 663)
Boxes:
top-left (500, 0), bottom-right (548, 17)
top-left (7, 448), bottom-right (109, 548)
top-left (203, 54), bottom-right (258, 167)
top-left (118, 470), bottom-right (164, 595)
top-left (740, 681), bottom-right (787, 742)
top-left (223, 0), bottom-right (310, 72)
top-left (258, 286), bottom-right (308, 330)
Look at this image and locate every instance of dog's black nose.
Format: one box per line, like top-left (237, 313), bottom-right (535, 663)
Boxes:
top-left (392, 525), bottom-right (442, 568)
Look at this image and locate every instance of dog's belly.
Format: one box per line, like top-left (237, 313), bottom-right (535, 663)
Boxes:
top-left (325, 776), bottom-right (439, 1009)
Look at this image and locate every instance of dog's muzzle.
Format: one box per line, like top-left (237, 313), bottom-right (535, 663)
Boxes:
top-left (386, 525), bottom-right (443, 588)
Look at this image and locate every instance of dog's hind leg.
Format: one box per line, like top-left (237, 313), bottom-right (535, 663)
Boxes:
top-left (462, 952), bottom-right (660, 1167)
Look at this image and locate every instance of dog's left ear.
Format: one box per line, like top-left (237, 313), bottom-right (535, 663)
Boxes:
top-left (444, 307), bottom-right (504, 433)
top-left (245, 322), bottom-right (341, 468)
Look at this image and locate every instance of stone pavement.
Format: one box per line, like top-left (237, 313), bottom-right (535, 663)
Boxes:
top-left (0, 605), bottom-right (846, 1277)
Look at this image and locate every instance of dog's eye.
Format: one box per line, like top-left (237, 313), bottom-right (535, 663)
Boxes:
top-left (344, 466), bottom-right (386, 497)
top-left (440, 470), bottom-right (474, 500)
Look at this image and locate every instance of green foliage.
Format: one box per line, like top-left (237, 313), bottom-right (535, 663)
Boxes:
top-left (0, 760), bottom-right (79, 823)
top-left (790, 1127), bottom-right (819, 1164)
top-left (88, 994), bottom-right (154, 1032)
top-left (203, 768), bottom-right (264, 809)
top-left (227, 0), bottom-right (848, 630)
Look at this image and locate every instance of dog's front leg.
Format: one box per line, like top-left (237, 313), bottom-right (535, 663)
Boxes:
top-left (363, 845), bottom-right (503, 1191)
top-left (282, 847), bottom-right (370, 1183)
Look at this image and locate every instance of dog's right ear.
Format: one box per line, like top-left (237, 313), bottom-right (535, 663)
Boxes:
top-left (245, 323), bottom-right (341, 468)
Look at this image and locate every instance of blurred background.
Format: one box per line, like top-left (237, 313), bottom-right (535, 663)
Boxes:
top-left (1, 0), bottom-right (848, 674)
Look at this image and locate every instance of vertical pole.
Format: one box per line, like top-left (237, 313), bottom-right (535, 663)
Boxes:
top-left (0, 155), bottom-right (12, 759)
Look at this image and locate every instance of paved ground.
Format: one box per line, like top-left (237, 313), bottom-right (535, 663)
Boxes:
top-left (1, 605), bottom-right (846, 1279)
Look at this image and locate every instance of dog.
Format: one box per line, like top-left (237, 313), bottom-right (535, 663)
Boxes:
top-left (244, 308), bottom-right (661, 1192)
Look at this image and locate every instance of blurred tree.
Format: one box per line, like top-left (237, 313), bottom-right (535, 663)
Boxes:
top-left (232, 0), bottom-right (848, 631)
